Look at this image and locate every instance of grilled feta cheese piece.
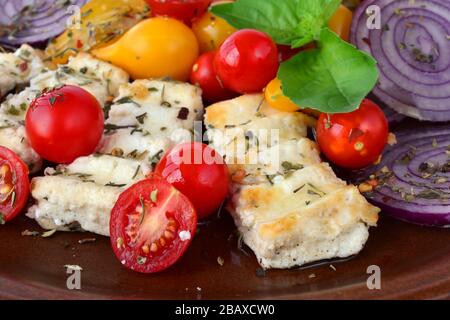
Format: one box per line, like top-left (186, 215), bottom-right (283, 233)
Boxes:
top-left (0, 53), bottom-right (129, 170)
top-left (27, 155), bottom-right (147, 236)
top-left (206, 94), bottom-right (316, 164)
top-left (229, 164), bottom-right (378, 268)
top-left (100, 79), bottom-right (203, 167)
top-left (0, 125), bottom-right (42, 172)
top-left (0, 44), bottom-right (44, 98)
top-left (227, 138), bottom-right (322, 185)
top-left (205, 94), bottom-right (379, 269)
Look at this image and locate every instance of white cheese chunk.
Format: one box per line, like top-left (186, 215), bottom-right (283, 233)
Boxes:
top-left (27, 155), bottom-right (144, 236)
top-left (99, 79), bottom-right (203, 166)
top-left (0, 125), bottom-right (42, 172)
top-left (179, 230), bottom-right (191, 241)
top-left (206, 94), bottom-right (316, 163)
top-left (228, 138), bottom-right (322, 185)
top-left (0, 45), bottom-right (44, 98)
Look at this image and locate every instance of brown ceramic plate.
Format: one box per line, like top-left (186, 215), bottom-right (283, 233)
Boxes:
top-left (1, 116), bottom-right (449, 300)
top-left (1, 210), bottom-right (449, 300)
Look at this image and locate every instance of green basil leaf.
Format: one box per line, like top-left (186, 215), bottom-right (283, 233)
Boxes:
top-left (278, 28), bottom-right (379, 113)
top-left (211, 0), bottom-right (299, 45)
top-left (211, 0), bottom-right (341, 46)
top-left (291, 0), bottom-right (341, 48)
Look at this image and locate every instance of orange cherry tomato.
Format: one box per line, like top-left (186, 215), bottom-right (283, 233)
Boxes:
top-left (264, 78), bottom-right (299, 112)
top-left (328, 5), bottom-right (353, 42)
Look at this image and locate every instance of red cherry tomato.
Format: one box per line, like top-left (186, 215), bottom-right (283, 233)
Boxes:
top-left (155, 142), bottom-right (229, 219)
top-left (214, 29), bottom-right (279, 94)
top-left (110, 177), bottom-right (197, 273)
top-left (316, 99), bottom-right (389, 169)
top-left (147, 0), bottom-right (212, 25)
top-left (190, 51), bottom-right (237, 103)
top-left (25, 85), bottom-right (104, 164)
top-left (0, 146), bottom-right (30, 224)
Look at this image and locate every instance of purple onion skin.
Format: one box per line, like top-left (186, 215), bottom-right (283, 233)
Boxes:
top-left (350, 0), bottom-right (450, 122)
top-left (0, 0), bottom-right (88, 48)
top-left (349, 123), bottom-right (450, 228)
top-left (374, 201), bottom-right (450, 228)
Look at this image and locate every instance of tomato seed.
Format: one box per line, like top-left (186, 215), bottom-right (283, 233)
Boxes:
top-left (142, 245), bottom-right (150, 254)
top-left (150, 243), bottom-right (158, 252)
top-left (0, 165), bottom-right (9, 176)
top-left (0, 184), bottom-right (12, 195)
top-left (164, 230), bottom-right (174, 239)
top-left (160, 238), bottom-right (166, 246)
top-left (116, 237), bottom-right (124, 249)
top-left (137, 256), bottom-right (147, 265)
top-left (167, 225), bottom-right (177, 232)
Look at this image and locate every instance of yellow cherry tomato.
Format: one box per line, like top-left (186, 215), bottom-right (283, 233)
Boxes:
top-left (92, 17), bottom-right (199, 81)
top-left (264, 78), bottom-right (299, 112)
top-left (328, 5), bottom-right (353, 42)
top-left (192, 12), bottom-right (237, 53)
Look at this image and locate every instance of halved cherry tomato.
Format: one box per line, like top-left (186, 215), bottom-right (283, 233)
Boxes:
top-left (0, 146), bottom-right (30, 224)
top-left (316, 99), bottom-right (389, 169)
top-left (155, 142), bottom-right (229, 219)
top-left (264, 78), bottom-right (299, 112)
top-left (214, 29), bottom-right (279, 94)
top-left (110, 177), bottom-right (197, 273)
top-left (147, 0), bottom-right (211, 25)
top-left (190, 51), bottom-right (237, 103)
top-left (192, 11), bottom-right (236, 53)
top-left (25, 85), bottom-right (104, 164)
top-left (328, 5), bottom-right (353, 42)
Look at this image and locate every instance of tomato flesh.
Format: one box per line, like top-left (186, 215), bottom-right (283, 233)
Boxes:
top-left (0, 146), bottom-right (30, 224)
top-left (316, 99), bottom-right (389, 169)
top-left (147, 0), bottom-right (212, 25)
top-left (25, 85), bottom-right (104, 164)
top-left (155, 142), bottom-right (229, 219)
top-left (110, 178), bottom-right (197, 273)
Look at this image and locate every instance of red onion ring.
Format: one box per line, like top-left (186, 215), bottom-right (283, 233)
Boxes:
top-left (351, 0), bottom-right (450, 121)
top-left (0, 0), bottom-right (88, 48)
top-left (352, 125), bottom-right (450, 227)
